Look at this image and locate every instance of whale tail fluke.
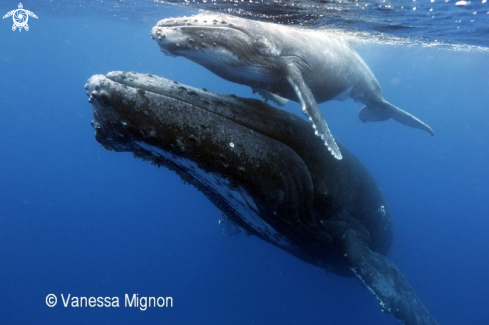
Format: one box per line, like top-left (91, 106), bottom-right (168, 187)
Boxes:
top-left (359, 101), bottom-right (434, 136)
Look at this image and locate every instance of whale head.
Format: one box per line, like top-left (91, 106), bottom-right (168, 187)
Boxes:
top-left (151, 13), bottom-right (286, 87)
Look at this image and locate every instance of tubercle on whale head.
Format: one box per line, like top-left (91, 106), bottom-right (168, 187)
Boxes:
top-left (151, 28), bottom-right (248, 53)
top-left (84, 75), bottom-right (134, 151)
top-left (155, 13), bottom-right (233, 28)
top-left (151, 13), bottom-right (258, 58)
top-left (154, 11), bottom-right (254, 28)
top-left (152, 13), bottom-right (234, 39)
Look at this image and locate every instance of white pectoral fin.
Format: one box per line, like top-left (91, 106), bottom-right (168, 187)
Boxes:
top-left (252, 88), bottom-right (289, 106)
top-left (26, 10), bottom-right (38, 19)
top-left (285, 64), bottom-right (342, 160)
top-left (3, 10), bottom-right (14, 19)
top-left (359, 101), bottom-right (434, 136)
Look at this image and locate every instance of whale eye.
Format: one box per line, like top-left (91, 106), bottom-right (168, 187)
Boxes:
top-left (253, 36), bottom-right (280, 57)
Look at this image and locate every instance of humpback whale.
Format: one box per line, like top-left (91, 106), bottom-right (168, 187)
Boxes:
top-left (85, 71), bottom-right (438, 325)
top-left (151, 13), bottom-right (434, 160)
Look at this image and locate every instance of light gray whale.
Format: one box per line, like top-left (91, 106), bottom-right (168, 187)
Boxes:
top-left (151, 12), bottom-right (434, 160)
top-left (85, 71), bottom-right (438, 325)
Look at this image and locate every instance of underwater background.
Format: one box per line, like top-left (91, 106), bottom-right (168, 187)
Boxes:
top-left (1, 1), bottom-right (488, 324)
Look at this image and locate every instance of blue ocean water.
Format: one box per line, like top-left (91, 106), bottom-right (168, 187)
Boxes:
top-left (0, 1), bottom-right (488, 324)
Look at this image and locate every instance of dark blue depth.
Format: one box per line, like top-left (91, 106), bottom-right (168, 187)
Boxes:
top-left (0, 3), bottom-right (488, 325)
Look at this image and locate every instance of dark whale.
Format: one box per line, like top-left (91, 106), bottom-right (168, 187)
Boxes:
top-left (85, 71), bottom-right (438, 325)
top-left (151, 12), bottom-right (434, 160)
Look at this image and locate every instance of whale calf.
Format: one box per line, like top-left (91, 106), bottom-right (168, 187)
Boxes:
top-left (151, 12), bottom-right (434, 160)
top-left (85, 71), bottom-right (438, 324)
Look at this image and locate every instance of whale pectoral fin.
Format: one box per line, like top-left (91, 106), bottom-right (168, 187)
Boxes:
top-left (251, 88), bottom-right (289, 106)
top-left (285, 64), bottom-right (342, 160)
top-left (341, 227), bottom-right (439, 325)
top-left (359, 101), bottom-right (434, 136)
